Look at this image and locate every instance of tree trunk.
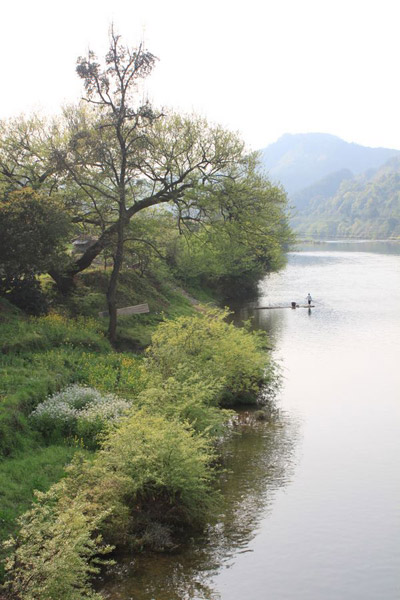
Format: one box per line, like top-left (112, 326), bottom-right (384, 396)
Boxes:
top-left (48, 269), bottom-right (77, 295)
top-left (106, 215), bottom-right (125, 345)
top-left (49, 191), bottom-right (182, 295)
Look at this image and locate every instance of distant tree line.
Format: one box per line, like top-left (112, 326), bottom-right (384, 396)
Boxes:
top-left (291, 159), bottom-right (400, 239)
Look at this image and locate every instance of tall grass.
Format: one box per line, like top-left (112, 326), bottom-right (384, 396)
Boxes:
top-left (1, 313), bottom-right (110, 355)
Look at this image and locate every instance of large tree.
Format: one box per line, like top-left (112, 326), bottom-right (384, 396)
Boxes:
top-left (0, 30), bottom-right (291, 342)
top-left (48, 29), bottom-right (245, 341)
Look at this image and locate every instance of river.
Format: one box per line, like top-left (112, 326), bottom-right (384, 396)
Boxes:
top-left (101, 241), bottom-right (400, 600)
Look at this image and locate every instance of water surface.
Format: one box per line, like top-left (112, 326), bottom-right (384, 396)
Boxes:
top-left (102, 241), bottom-right (400, 600)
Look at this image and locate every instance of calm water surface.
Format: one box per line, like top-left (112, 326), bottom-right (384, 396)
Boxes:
top-left (102, 241), bottom-right (400, 600)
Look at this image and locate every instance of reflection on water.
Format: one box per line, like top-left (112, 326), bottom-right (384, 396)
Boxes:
top-left (101, 413), bottom-right (300, 600)
top-left (102, 241), bottom-right (400, 600)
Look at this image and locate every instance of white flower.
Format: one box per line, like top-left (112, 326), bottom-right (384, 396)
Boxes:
top-left (30, 385), bottom-right (132, 434)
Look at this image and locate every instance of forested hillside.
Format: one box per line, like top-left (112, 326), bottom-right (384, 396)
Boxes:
top-left (291, 157), bottom-right (400, 238)
top-left (292, 169), bottom-right (354, 212)
top-left (260, 133), bottom-right (400, 238)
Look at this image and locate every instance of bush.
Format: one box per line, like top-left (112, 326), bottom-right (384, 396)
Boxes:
top-left (146, 307), bottom-right (270, 405)
top-left (30, 385), bottom-right (132, 448)
top-left (5, 276), bottom-right (49, 316)
top-left (3, 410), bottom-right (219, 598)
top-left (137, 374), bottom-right (233, 437)
top-left (97, 409), bottom-right (219, 528)
top-left (3, 486), bottom-right (111, 600)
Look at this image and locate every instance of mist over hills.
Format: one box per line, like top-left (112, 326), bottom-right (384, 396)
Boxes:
top-left (259, 133), bottom-right (400, 238)
top-left (260, 133), bottom-right (400, 195)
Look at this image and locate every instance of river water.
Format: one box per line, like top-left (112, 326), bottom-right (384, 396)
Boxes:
top-left (102, 241), bottom-right (400, 600)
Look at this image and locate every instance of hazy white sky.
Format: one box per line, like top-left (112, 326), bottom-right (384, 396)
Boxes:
top-left (1, 0), bottom-right (399, 151)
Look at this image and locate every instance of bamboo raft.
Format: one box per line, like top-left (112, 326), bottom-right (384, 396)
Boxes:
top-left (254, 304), bottom-right (315, 310)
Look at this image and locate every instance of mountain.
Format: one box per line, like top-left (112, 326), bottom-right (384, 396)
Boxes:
top-left (292, 168), bottom-right (354, 212)
top-left (260, 133), bottom-right (400, 195)
top-left (292, 156), bottom-right (400, 239)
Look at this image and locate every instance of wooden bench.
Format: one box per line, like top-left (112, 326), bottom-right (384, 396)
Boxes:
top-left (98, 303), bottom-right (150, 318)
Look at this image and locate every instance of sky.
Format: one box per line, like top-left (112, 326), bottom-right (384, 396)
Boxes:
top-left (1, 0), bottom-right (399, 152)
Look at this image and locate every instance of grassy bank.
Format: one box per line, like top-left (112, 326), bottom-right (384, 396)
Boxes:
top-left (0, 270), bottom-right (274, 597)
top-left (0, 274), bottom-right (199, 578)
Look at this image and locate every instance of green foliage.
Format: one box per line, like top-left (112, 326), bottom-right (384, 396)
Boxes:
top-left (292, 168), bottom-right (353, 212)
top-left (64, 268), bottom-right (172, 318)
top-left (97, 410), bottom-right (219, 527)
top-left (137, 375), bottom-right (233, 437)
top-left (0, 314), bottom-right (110, 458)
top-left (172, 159), bottom-right (293, 296)
top-left (0, 312), bottom-right (109, 355)
top-left (0, 115), bottom-right (57, 194)
top-left (0, 397), bottom-right (35, 459)
top-left (0, 445), bottom-right (86, 582)
top-left (293, 158), bottom-right (400, 239)
top-left (3, 411), bottom-right (218, 598)
top-left (0, 188), bottom-right (72, 311)
top-left (5, 276), bottom-right (48, 316)
top-left (3, 486), bottom-right (111, 600)
top-left (0, 139), bottom-right (286, 593)
top-left (0, 283), bottom-right (191, 459)
top-left (60, 267), bottom-right (196, 350)
top-left (146, 307), bottom-right (270, 405)
top-left (0, 349), bottom-right (85, 458)
top-left (124, 208), bottom-right (179, 276)
top-left (0, 296), bottom-right (280, 597)
top-left (0, 38), bottom-right (290, 591)
top-left (74, 352), bottom-right (145, 397)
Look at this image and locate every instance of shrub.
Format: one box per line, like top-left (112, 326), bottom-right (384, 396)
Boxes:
top-left (3, 411), bottom-right (219, 597)
top-left (97, 409), bottom-right (219, 528)
top-left (3, 486), bottom-right (112, 600)
top-left (5, 276), bottom-right (49, 316)
top-left (30, 385), bottom-right (132, 447)
top-left (146, 308), bottom-right (270, 404)
top-left (137, 374), bottom-right (233, 437)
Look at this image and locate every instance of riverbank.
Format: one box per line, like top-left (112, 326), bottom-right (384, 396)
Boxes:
top-left (0, 268), bottom-right (275, 597)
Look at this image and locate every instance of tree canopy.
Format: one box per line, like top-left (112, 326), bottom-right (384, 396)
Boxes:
top-left (0, 188), bottom-right (71, 312)
top-left (0, 28), bottom-right (292, 338)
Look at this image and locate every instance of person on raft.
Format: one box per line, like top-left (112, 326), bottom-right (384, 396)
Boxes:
top-left (306, 293), bottom-right (312, 306)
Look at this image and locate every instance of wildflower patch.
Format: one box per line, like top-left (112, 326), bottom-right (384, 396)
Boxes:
top-left (30, 385), bottom-right (132, 448)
